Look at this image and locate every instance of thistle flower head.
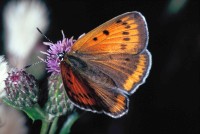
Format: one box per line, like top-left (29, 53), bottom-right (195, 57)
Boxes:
top-left (0, 55), bottom-right (39, 109)
top-left (41, 32), bottom-right (75, 74)
top-left (4, 70), bottom-right (38, 108)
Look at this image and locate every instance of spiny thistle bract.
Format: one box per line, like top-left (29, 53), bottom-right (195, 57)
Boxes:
top-left (45, 73), bottom-right (73, 116)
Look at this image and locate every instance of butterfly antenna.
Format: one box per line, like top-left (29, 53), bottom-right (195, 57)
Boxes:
top-left (61, 30), bottom-right (65, 39)
top-left (24, 60), bottom-right (44, 69)
top-left (37, 27), bottom-right (53, 43)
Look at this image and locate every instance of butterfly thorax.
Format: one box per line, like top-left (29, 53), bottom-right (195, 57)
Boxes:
top-left (60, 52), bottom-right (87, 70)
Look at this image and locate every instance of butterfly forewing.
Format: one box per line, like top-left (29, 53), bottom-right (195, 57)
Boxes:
top-left (70, 11), bottom-right (148, 55)
top-left (60, 61), bottom-right (101, 111)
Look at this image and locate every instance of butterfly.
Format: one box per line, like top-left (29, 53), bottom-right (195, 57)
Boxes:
top-left (58, 11), bottom-right (152, 118)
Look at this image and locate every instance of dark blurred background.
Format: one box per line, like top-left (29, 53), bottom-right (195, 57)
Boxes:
top-left (0, 0), bottom-right (199, 134)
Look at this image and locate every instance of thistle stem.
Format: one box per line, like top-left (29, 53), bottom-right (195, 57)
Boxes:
top-left (59, 112), bottom-right (79, 134)
top-left (40, 120), bottom-right (50, 134)
top-left (49, 117), bottom-right (59, 134)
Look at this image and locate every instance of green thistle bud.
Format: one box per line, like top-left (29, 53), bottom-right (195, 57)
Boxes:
top-left (4, 70), bottom-right (38, 108)
top-left (45, 73), bottom-right (73, 117)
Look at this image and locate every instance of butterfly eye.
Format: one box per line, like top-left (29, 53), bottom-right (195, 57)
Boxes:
top-left (57, 52), bottom-right (65, 61)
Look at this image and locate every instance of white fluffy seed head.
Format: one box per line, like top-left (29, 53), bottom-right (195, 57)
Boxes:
top-left (0, 56), bottom-right (9, 98)
top-left (3, 0), bottom-right (49, 59)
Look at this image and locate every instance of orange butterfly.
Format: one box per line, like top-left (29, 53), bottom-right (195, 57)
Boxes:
top-left (59, 11), bottom-right (152, 118)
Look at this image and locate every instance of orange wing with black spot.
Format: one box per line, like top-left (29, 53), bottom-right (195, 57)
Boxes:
top-left (70, 11), bottom-right (148, 55)
top-left (60, 61), bottom-right (128, 118)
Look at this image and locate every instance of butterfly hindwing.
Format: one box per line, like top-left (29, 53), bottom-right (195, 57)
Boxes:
top-left (70, 11), bottom-right (148, 55)
top-left (87, 81), bottom-right (128, 118)
top-left (60, 61), bottom-right (128, 118)
top-left (75, 50), bottom-right (151, 94)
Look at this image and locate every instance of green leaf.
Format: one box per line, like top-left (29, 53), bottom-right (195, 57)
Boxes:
top-left (23, 104), bottom-right (48, 121)
top-left (3, 98), bottom-right (48, 121)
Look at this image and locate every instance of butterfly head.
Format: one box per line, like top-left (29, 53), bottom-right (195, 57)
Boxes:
top-left (57, 52), bottom-right (65, 61)
top-left (57, 51), bottom-right (72, 66)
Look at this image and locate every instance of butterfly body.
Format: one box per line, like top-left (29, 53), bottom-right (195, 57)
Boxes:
top-left (60, 11), bottom-right (152, 118)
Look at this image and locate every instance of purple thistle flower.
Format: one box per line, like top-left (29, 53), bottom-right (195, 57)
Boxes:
top-left (41, 32), bottom-right (76, 74)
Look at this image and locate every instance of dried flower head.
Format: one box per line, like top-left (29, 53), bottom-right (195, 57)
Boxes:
top-left (41, 32), bottom-right (75, 74)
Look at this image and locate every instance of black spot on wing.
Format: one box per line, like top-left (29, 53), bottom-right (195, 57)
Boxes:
top-left (103, 30), bottom-right (109, 35)
top-left (121, 44), bottom-right (127, 47)
top-left (122, 22), bottom-right (127, 25)
top-left (67, 72), bottom-right (70, 77)
top-left (116, 19), bottom-right (122, 23)
top-left (125, 58), bottom-right (130, 61)
top-left (121, 44), bottom-right (127, 50)
top-left (93, 37), bottom-right (97, 41)
top-left (67, 79), bottom-right (73, 85)
top-left (122, 32), bottom-right (129, 35)
top-left (125, 25), bottom-right (130, 29)
top-left (83, 94), bottom-right (90, 99)
top-left (78, 93), bottom-right (84, 98)
top-left (123, 38), bottom-right (130, 41)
